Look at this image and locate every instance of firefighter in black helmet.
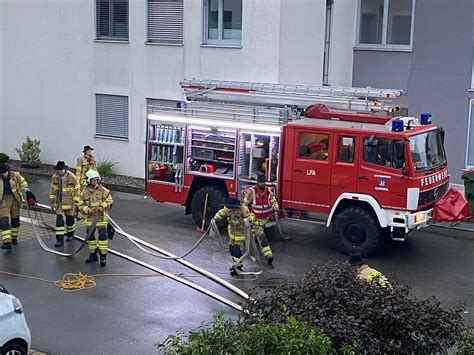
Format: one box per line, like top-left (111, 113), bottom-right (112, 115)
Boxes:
top-left (212, 197), bottom-right (254, 276)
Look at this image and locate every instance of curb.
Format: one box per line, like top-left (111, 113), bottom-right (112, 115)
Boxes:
top-left (101, 182), bottom-right (145, 195)
top-left (19, 170), bottom-right (145, 196)
top-left (426, 224), bottom-right (474, 241)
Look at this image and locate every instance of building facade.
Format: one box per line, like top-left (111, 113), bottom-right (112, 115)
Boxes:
top-left (352, 0), bottom-right (474, 183)
top-left (1, 0), bottom-right (472, 183)
top-left (0, 0), bottom-right (355, 177)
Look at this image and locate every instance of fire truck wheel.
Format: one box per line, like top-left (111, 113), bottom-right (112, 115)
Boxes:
top-left (191, 186), bottom-right (228, 231)
top-left (334, 206), bottom-right (383, 257)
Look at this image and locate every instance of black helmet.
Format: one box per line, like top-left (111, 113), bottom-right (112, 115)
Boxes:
top-left (349, 252), bottom-right (364, 266)
top-left (0, 163), bottom-right (10, 174)
top-left (225, 197), bottom-right (241, 209)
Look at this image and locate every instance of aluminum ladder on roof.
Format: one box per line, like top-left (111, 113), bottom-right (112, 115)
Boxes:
top-left (180, 79), bottom-right (407, 113)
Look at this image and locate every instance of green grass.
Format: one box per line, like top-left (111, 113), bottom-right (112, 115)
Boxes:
top-left (96, 158), bottom-right (119, 177)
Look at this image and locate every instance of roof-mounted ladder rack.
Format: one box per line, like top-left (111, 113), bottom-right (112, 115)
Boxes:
top-left (180, 79), bottom-right (406, 113)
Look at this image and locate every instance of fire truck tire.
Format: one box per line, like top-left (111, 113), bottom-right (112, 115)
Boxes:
top-left (191, 186), bottom-right (228, 231)
top-left (334, 206), bottom-right (383, 257)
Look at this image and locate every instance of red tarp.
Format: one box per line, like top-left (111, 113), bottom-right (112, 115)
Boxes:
top-left (432, 188), bottom-right (471, 222)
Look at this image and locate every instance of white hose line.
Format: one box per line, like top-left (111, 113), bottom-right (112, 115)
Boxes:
top-left (109, 218), bottom-right (250, 300)
top-left (36, 203), bottom-right (250, 301)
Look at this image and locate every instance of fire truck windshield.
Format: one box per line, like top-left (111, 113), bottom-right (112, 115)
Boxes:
top-left (409, 129), bottom-right (446, 172)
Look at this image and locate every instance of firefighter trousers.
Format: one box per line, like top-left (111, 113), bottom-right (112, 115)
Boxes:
top-left (252, 218), bottom-right (273, 260)
top-left (228, 234), bottom-right (245, 269)
top-left (55, 209), bottom-right (75, 243)
top-left (0, 195), bottom-right (21, 245)
top-left (86, 227), bottom-right (108, 255)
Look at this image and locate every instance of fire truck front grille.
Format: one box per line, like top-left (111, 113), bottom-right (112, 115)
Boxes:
top-left (418, 181), bottom-right (449, 206)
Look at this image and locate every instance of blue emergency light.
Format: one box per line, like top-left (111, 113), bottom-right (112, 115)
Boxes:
top-left (420, 113), bottom-right (432, 125)
top-left (392, 119), bottom-right (404, 132)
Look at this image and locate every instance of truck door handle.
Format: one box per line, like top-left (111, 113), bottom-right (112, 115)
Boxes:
top-left (293, 168), bottom-right (302, 173)
top-left (358, 175), bottom-right (368, 180)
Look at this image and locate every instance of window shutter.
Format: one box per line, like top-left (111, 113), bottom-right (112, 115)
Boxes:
top-left (96, 94), bottom-right (129, 139)
top-left (112, 0), bottom-right (129, 39)
top-left (147, 0), bottom-right (184, 44)
top-left (96, 0), bottom-right (110, 37)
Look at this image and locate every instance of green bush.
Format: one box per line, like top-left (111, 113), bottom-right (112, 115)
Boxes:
top-left (156, 311), bottom-right (355, 354)
top-left (244, 261), bottom-right (468, 354)
top-left (15, 137), bottom-right (41, 168)
top-left (96, 158), bottom-right (119, 177)
top-left (0, 153), bottom-right (9, 162)
top-left (457, 329), bottom-right (474, 354)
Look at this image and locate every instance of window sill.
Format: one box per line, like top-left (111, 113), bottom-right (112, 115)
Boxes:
top-left (94, 39), bottom-right (130, 44)
top-left (354, 45), bottom-right (413, 53)
top-left (200, 43), bottom-right (242, 49)
top-left (95, 135), bottom-right (129, 142)
top-left (145, 42), bottom-right (183, 47)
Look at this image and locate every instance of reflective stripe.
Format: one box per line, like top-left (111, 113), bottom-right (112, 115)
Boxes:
top-left (367, 271), bottom-right (383, 280)
top-left (261, 246), bottom-right (272, 257)
top-left (87, 240), bottom-right (98, 252)
top-left (90, 202), bottom-right (100, 206)
top-left (66, 225), bottom-right (76, 232)
top-left (10, 227), bottom-right (19, 238)
top-left (233, 236), bottom-right (246, 242)
top-left (1, 230), bottom-right (11, 242)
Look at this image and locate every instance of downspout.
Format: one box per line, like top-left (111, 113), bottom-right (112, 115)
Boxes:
top-left (322, 0), bottom-right (333, 86)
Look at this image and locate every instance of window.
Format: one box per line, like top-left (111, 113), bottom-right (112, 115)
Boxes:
top-left (338, 137), bottom-right (355, 163)
top-left (298, 133), bottom-right (329, 161)
top-left (96, 94), bottom-right (129, 139)
top-left (147, 0), bottom-right (183, 44)
top-left (357, 0), bottom-right (414, 49)
top-left (203, 0), bottom-right (242, 45)
top-left (363, 137), bottom-right (404, 169)
top-left (96, 0), bottom-right (129, 41)
top-left (467, 100), bottom-right (474, 166)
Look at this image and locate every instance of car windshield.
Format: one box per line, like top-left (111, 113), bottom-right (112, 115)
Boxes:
top-left (409, 129), bottom-right (446, 172)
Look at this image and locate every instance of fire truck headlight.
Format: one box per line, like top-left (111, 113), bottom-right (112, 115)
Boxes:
top-left (414, 213), bottom-right (426, 224)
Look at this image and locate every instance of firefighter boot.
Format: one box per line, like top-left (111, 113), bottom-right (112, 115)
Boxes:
top-left (54, 236), bottom-right (64, 248)
top-left (65, 232), bottom-right (74, 242)
top-left (1, 243), bottom-right (12, 250)
top-left (100, 254), bottom-right (106, 267)
top-left (85, 252), bottom-right (98, 264)
top-left (229, 265), bottom-right (243, 276)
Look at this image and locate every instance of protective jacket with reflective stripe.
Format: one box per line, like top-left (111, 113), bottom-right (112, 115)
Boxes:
top-left (50, 170), bottom-right (80, 211)
top-left (243, 185), bottom-right (278, 219)
top-left (75, 155), bottom-right (97, 185)
top-left (0, 171), bottom-right (28, 204)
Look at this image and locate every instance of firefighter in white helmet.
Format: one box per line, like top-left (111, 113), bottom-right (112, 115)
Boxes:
top-left (78, 170), bottom-right (113, 266)
top-left (243, 173), bottom-right (278, 265)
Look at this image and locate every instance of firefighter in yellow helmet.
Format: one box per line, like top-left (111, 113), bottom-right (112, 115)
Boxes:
top-left (243, 174), bottom-right (278, 265)
top-left (212, 198), bottom-right (254, 276)
top-left (75, 145), bottom-right (97, 185)
top-left (349, 252), bottom-right (390, 287)
top-left (78, 170), bottom-right (113, 266)
top-left (49, 161), bottom-right (81, 247)
top-left (0, 163), bottom-right (29, 250)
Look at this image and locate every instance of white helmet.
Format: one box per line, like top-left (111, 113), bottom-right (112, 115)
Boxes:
top-left (85, 170), bottom-right (100, 184)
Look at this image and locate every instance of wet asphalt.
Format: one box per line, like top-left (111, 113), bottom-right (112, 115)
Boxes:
top-left (0, 174), bottom-right (473, 354)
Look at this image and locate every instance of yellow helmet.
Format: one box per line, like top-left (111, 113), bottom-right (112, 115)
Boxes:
top-left (85, 169), bottom-right (100, 184)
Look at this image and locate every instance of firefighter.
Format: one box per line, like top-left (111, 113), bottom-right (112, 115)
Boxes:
top-left (78, 170), bottom-right (113, 266)
top-left (49, 161), bottom-right (81, 247)
top-left (75, 145), bottom-right (97, 185)
top-left (349, 252), bottom-right (390, 287)
top-left (0, 163), bottom-right (29, 250)
top-left (243, 174), bottom-right (278, 265)
top-left (212, 197), bottom-right (254, 276)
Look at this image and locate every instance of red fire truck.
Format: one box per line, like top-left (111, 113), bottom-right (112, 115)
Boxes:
top-left (145, 79), bottom-right (449, 256)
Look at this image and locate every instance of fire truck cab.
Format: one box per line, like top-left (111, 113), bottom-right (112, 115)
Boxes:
top-left (146, 80), bottom-right (448, 256)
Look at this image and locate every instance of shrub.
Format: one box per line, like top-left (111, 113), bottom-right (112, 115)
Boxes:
top-left (156, 311), bottom-right (351, 354)
top-left (243, 261), bottom-right (468, 354)
top-left (457, 329), bottom-right (474, 354)
top-left (96, 158), bottom-right (119, 177)
top-left (15, 137), bottom-right (41, 168)
top-left (0, 153), bottom-right (9, 162)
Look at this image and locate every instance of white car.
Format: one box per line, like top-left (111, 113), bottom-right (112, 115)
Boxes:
top-left (0, 285), bottom-right (31, 355)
